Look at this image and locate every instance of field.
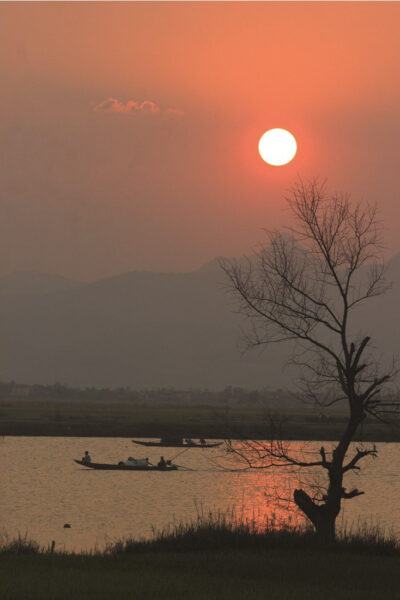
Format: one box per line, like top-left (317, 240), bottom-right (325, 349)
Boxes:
top-left (2, 521), bottom-right (400, 600)
top-left (3, 549), bottom-right (400, 600)
top-left (1, 397), bottom-right (400, 441)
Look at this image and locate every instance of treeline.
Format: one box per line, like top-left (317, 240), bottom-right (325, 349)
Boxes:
top-left (0, 381), bottom-right (298, 408)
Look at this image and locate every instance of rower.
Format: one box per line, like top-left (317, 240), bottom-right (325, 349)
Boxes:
top-left (82, 451), bottom-right (91, 464)
top-left (158, 456), bottom-right (167, 469)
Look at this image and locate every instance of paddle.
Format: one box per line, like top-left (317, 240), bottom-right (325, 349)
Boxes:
top-left (173, 463), bottom-right (195, 471)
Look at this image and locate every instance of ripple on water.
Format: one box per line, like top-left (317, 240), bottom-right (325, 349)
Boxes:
top-left (1, 436), bottom-right (399, 551)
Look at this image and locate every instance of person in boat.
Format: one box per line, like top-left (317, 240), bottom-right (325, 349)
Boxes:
top-left (157, 456), bottom-right (167, 468)
top-left (82, 451), bottom-right (91, 464)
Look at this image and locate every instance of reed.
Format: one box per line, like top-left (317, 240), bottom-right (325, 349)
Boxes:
top-left (2, 512), bottom-right (398, 556)
top-left (109, 511), bottom-right (400, 556)
top-left (2, 517), bottom-right (399, 600)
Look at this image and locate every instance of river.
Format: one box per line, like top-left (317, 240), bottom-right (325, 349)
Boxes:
top-left (1, 436), bottom-right (399, 551)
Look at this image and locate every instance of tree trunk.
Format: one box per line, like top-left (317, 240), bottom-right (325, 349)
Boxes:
top-left (294, 489), bottom-right (338, 543)
top-left (313, 512), bottom-right (336, 543)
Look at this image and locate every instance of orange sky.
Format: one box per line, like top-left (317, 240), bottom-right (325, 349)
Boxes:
top-left (1, 2), bottom-right (400, 280)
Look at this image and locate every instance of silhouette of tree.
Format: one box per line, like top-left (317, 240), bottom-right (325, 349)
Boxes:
top-left (221, 179), bottom-right (398, 541)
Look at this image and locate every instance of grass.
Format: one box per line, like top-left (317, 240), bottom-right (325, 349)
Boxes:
top-left (1, 515), bottom-right (399, 600)
top-left (1, 398), bottom-right (399, 440)
top-left (108, 512), bottom-right (400, 557)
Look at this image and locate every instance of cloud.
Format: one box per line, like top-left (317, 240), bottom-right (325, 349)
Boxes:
top-left (94, 98), bottom-right (184, 117)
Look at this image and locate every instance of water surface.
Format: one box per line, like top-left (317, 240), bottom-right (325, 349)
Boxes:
top-left (2, 437), bottom-right (399, 551)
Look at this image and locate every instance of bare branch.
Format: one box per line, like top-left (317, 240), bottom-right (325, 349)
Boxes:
top-left (342, 445), bottom-right (377, 473)
top-left (221, 178), bottom-right (397, 541)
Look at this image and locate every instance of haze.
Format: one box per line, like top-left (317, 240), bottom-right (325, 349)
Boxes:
top-left (1, 2), bottom-right (400, 281)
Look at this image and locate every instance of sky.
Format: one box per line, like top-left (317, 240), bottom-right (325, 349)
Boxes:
top-left (1, 2), bottom-right (400, 281)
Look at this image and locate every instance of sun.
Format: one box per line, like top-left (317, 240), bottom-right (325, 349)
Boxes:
top-left (258, 128), bottom-right (297, 166)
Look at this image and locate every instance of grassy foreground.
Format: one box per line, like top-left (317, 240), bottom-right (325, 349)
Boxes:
top-left (1, 518), bottom-right (400, 600)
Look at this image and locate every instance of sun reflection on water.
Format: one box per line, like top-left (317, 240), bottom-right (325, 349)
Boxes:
top-left (1, 437), bottom-right (399, 551)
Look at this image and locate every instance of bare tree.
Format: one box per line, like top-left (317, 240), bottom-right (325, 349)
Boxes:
top-left (221, 179), bottom-right (398, 542)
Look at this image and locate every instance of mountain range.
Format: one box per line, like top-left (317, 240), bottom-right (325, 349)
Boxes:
top-left (0, 256), bottom-right (399, 389)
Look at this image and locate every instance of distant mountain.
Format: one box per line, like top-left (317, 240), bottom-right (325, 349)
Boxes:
top-left (0, 271), bottom-right (82, 296)
top-left (0, 256), bottom-right (399, 389)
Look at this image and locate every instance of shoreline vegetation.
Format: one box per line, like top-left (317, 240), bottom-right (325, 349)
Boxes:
top-left (2, 515), bottom-right (400, 599)
top-left (1, 399), bottom-right (399, 441)
top-left (2, 382), bottom-right (400, 441)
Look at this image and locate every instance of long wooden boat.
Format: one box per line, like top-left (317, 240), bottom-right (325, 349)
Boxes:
top-left (74, 459), bottom-right (178, 471)
top-left (132, 439), bottom-right (222, 449)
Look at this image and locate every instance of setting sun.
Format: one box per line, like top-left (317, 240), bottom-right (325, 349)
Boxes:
top-left (258, 128), bottom-right (297, 166)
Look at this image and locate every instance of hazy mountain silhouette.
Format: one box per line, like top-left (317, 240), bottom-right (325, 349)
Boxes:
top-left (0, 271), bottom-right (82, 296)
top-left (0, 257), bottom-right (399, 389)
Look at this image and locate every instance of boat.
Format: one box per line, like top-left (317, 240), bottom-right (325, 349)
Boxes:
top-left (74, 459), bottom-right (178, 471)
top-left (132, 439), bottom-right (222, 449)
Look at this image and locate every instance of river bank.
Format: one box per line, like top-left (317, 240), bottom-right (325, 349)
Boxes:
top-left (1, 399), bottom-right (400, 441)
top-left (3, 548), bottom-right (399, 600)
top-left (2, 522), bottom-right (399, 600)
